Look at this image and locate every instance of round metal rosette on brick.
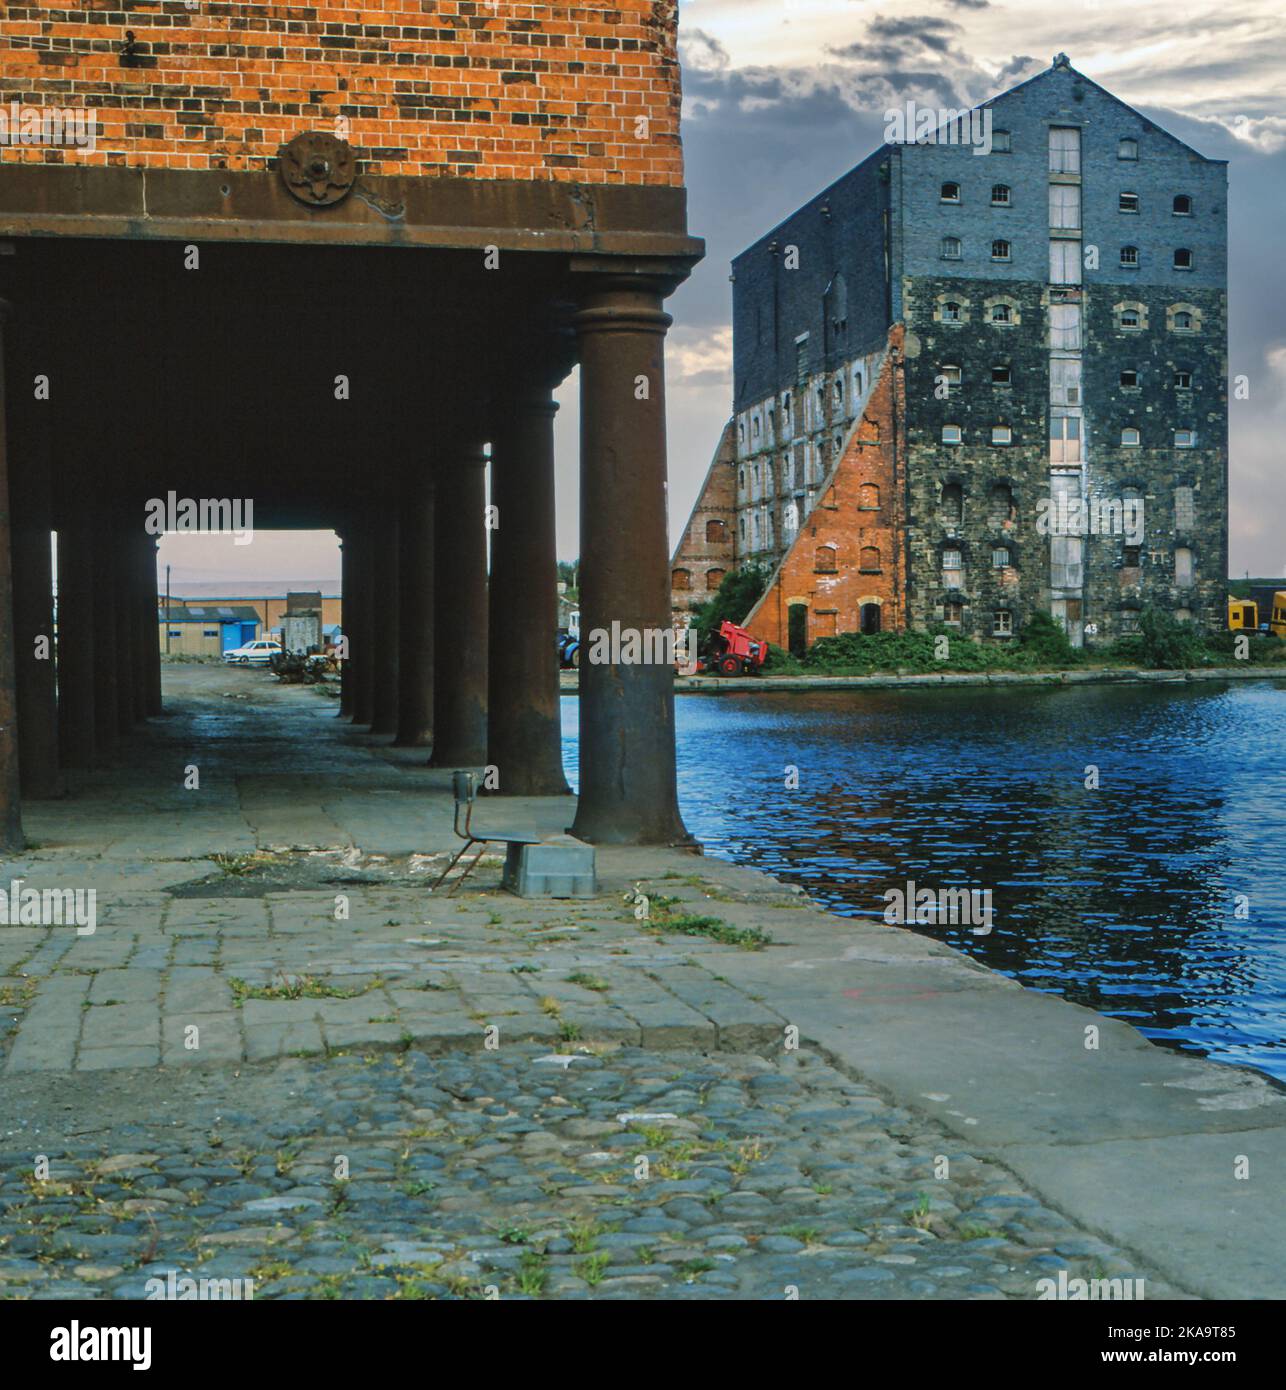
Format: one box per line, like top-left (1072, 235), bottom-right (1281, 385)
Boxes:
top-left (278, 132), bottom-right (357, 206)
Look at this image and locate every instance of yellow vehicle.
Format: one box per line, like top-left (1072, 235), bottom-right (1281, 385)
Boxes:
top-left (1230, 592), bottom-right (1286, 637)
top-left (1228, 598), bottom-right (1258, 631)
top-left (1272, 592), bottom-right (1286, 639)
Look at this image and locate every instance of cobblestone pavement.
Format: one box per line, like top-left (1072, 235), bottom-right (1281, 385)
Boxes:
top-left (0, 1044), bottom-right (1178, 1301)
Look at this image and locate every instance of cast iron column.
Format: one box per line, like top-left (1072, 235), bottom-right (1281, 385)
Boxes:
top-left (570, 278), bottom-right (691, 845)
top-left (143, 535), bottom-right (161, 716)
top-left (369, 506), bottom-right (400, 737)
top-left (337, 532), bottom-right (353, 718)
top-left (9, 389), bottom-right (60, 798)
top-left (58, 494), bottom-right (97, 769)
top-left (487, 394), bottom-right (569, 795)
top-left (394, 468), bottom-right (435, 747)
top-left (0, 301), bottom-right (23, 850)
top-left (91, 519), bottom-right (119, 762)
top-left (430, 446), bottom-right (488, 767)
top-left (132, 531), bottom-right (153, 720)
top-left (351, 518), bottom-right (376, 727)
top-left (114, 529), bottom-right (136, 734)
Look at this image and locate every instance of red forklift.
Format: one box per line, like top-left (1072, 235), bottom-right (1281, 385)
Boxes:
top-left (695, 620), bottom-right (768, 676)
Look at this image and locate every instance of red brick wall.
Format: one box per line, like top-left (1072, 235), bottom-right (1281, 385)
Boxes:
top-left (0, 2), bottom-right (683, 184)
top-left (670, 418), bottom-right (736, 622)
top-left (745, 327), bottom-right (906, 650)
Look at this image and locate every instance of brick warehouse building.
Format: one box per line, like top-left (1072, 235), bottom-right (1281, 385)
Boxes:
top-left (0, 3), bottom-right (703, 854)
top-left (671, 56), bottom-right (1228, 654)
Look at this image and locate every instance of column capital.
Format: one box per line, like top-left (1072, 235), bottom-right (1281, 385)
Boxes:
top-left (572, 280), bottom-right (672, 339)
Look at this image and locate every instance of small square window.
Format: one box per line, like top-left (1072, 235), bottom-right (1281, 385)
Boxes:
top-left (1119, 192), bottom-right (1139, 213)
top-left (992, 364), bottom-right (1011, 384)
top-left (942, 424), bottom-right (962, 444)
top-left (1123, 546), bottom-right (1141, 568)
top-left (1173, 195), bottom-right (1192, 215)
top-left (991, 239), bottom-right (1011, 261)
top-left (941, 182), bottom-right (961, 203)
top-left (1175, 430), bottom-right (1196, 447)
top-left (941, 236), bottom-right (962, 260)
top-left (941, 364), bottom-right (962, 384)
top-left (941, 302), bottom-right (962, 323)
top-left (993, 610), bottom-right (1014, 636)
top-left (1122, 428), bottom-right (1141, 446)
top-left (1120, 245), bottom-right (1139, 267)
top-left (944, 600), bottom-right (964, 624)
top-left (1119, 138), bottom-right (1138, 160)
top-left (1120, 369), bottom-right (1139, 388)
top-left (991, 303), bottom-right (1013, 324)
top-left (1119, 308), bottom-right (1141, 329)
top-left (1174, 370), bottom-right (1192, 389)
top-left (991, 425), bottom-right (1012, 445)
top-left (992, 547), bottom-right (1011, 568)
top-left (991, 184), bottom-right (1011, 205)
top-left (1173, 310), bottom-right (1195, 331)
top-left (992, 130), bottom-right (1011, 152)
top-left (943, 548), bottom-right (963, 570)
top-left (1174, 248), bottom-right (1193, 270)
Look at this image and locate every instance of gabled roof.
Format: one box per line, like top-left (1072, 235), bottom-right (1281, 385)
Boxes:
top-left (982, 55), bottom-right (1226, 166)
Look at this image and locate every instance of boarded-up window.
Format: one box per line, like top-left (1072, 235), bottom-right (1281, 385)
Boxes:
top-left (814, 545), bottom-right (837, 573)
top-left (1049, 126), bottom-right (1081, 174)
top-left (1174, 486), bottom-right (1195, 531)
top-left (941, 482), bottom-right (964, 524)
top-left (814, 611), bottom-right (838, 637)
top-left (672, 569), bottom-right (691, 591)
top-left (1175, 547), bottom-right (1194, 587)
top-left (1049, 239), bottom-right (1081, 284)
top-left (704, 518), bottom-right (727, 544)
top-left (706, 569), bottom-right (725, 590)
top-left (1049, 184), bottom-right (1081, 230)
top-left (860, 546), bottom-right (880, 573)
top-left (1051, 358), bottom-right (1082, 405)
top-left (1050, 303), bottom-right (1082, 349)
top-left (1051, 535), bottom-right (1084, 589)
top-left (1050, 416), bottom-right (1081, 464)
top-left (859, 483), bottom-right (880, 510)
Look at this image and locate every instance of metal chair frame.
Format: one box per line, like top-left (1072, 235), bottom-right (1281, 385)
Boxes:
top-left (430, 771), bottom-right (541, 895)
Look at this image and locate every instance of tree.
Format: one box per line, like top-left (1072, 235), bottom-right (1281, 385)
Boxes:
top-left (689, 563), bottom-right (771, 641)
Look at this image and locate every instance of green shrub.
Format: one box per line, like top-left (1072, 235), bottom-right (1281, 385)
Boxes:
top-left (689, 563), bottom-right (772, 642)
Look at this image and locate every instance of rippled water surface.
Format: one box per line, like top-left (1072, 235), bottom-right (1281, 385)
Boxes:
top-left (562, 682), bottom-right (1286, 1081)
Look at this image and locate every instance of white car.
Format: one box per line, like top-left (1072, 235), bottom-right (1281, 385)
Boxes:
top-left (223, 639), bottom-right (281, 667)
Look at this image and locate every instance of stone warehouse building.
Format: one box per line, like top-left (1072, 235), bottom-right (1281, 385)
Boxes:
top-left (671, 56), bottom-right (1228, 653)
top-left (0, 3), bottom-right (703, 853)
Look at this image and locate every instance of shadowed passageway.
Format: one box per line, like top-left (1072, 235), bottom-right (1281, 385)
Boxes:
top-left (15, 664), bottom-right (574, 867)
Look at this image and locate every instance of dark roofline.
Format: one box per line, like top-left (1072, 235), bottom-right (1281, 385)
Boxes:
top-left (732, 142), bottom-right (892, 268)
top-left (731, 57), bottom-right (1225, 267)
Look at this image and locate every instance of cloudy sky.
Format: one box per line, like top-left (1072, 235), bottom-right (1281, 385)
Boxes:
top-left (165, 0), bottom-right (1285, 584)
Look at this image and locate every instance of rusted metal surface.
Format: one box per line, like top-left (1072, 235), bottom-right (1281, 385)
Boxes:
top-left (0, 299), bottom-right (24, 851)
top-left (278, 132), bottom-right (357, 207)
top-left (394, 470), bottom-right (435, 748)
top-left (570, 277), bottom-right (692, 846)
top-left (8, 378), bottom-right (60, 799)
top-left (430, 448), bottom-right (488, 768)
top-left (486, 391), bottom-right (570, 796)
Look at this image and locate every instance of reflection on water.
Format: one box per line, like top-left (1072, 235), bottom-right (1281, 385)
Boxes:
top-left (561, 682), bottom-right (1286, 1081)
